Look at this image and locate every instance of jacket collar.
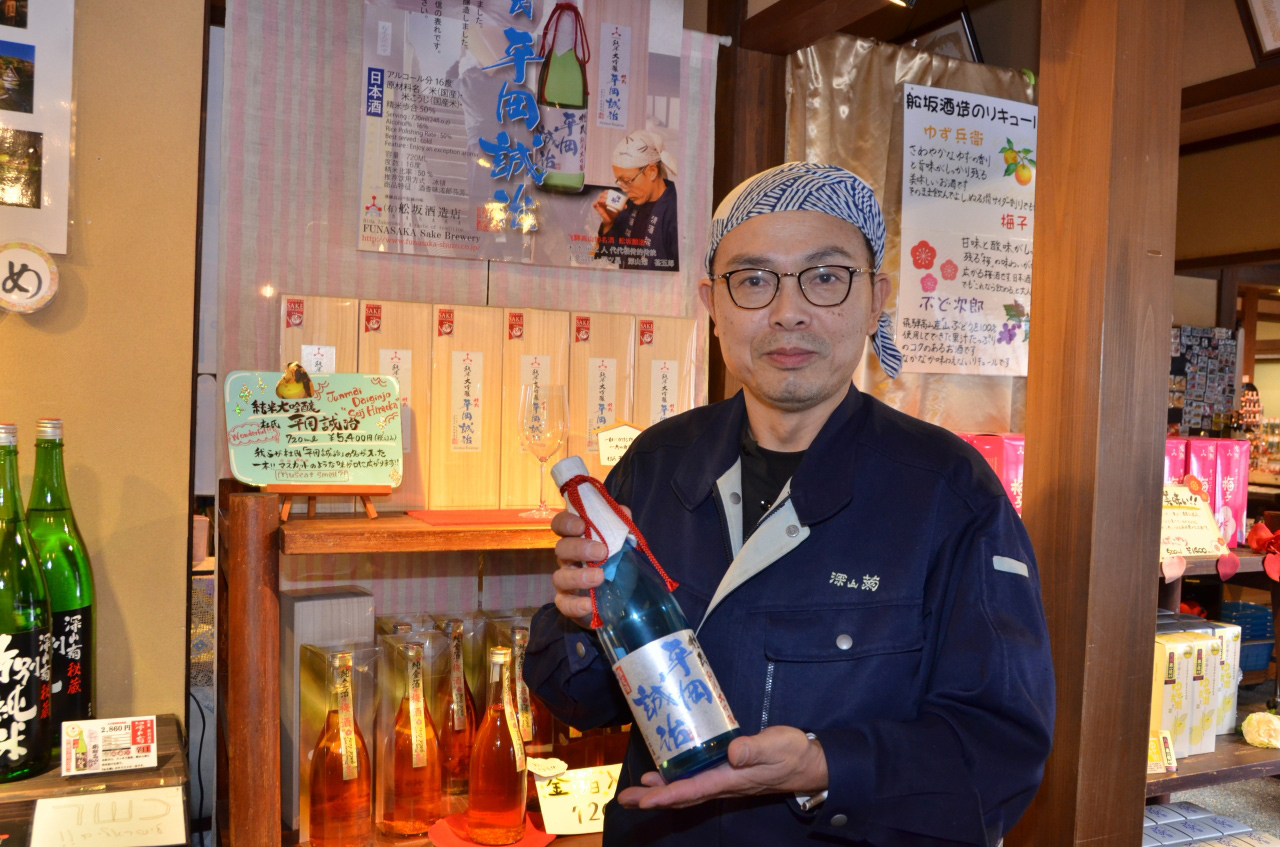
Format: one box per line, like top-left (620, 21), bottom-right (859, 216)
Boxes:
top-left (670, 385), bottom-right (868, 525)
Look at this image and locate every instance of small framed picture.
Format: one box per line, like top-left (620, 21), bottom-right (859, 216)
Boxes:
top-left (1235, 0), bottom-right (1280, 65)
top-left (897, 10), bottom-right (983, 64)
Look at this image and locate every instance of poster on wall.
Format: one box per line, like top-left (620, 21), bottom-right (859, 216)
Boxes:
top-left (896, 83), bottom-right (1037, 376)
top-left (358, 0), bottom-right (683, 272)
top-left (0, 0), bottom-right (72, 254)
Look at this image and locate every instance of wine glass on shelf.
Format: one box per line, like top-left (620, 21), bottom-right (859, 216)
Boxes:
top-left (518, 383), bottom-right (567, 519)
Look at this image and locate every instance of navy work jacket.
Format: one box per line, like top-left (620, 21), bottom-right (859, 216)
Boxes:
top-left (525, 387), bottom-right (1055, 846)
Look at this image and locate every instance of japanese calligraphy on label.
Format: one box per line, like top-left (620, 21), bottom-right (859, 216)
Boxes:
top-left (586, 358), bottom-right (616, 453)
top-left (406, 648), bottom-right (428, 769)
top-left (357, 0), bottom-right (682, 273)
top-left (597, 422), bottom-right (641, 467)
top-left (223, 371), bottom-right (404, 487)
top-left (898, 84), bottom-right (1037, 376)
top-left (0, 629), bottom-right (50, 769)
top-left (614, 629), bottom-right (737, 771)
top-left (649, 359), bottom-right (678, 425)
top-left (52, 606), bottom-right (91, 733)
top-left (450, 351), bottom-right (484, 453)
top-left (536, 764), bottom-right (622, 835)
top-left (1160, 484), bottom-right (1229, 560)
top-left (378, 349), bottom-right (413, 454)
top-left (301, 344), bottom-right (337, 375)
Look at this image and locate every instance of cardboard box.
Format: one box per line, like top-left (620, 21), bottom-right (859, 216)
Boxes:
top-left (1207, 622), bottom-right (1242, 735)
top-left (1151, 635), bottom-right (1194, 758)
top-left (1216, 439), bottom-right (1249, 546)
top-left (1000, 434), bottom-right (1025, 515)
top-left (1165, 632), bottom-right (1221, 756)
top-left (1164, 438), bottom-right (1188, 485)
top-left (1185, 438), bottom-right (1220, 525)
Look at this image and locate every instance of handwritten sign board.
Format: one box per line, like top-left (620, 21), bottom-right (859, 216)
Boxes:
top-left (1160, 484), bottom-right (1229, 560)
top-left (535, 764), bottom-right (622, 835)
top-left (223, 371), bottom-right (403, 488)
top-left (31, 785), bottom-right (187, 847)
top-left (597, 422), bottom-right (642, 467)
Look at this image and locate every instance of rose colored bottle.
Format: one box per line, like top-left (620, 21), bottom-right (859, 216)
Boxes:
top-left (438, 619), bottom-right (476, 796)
top-left (511, 626), bottom-right (555, 807)
top-left (379, 642), bottom-right (444, 837)
top-left (467, 646), bottom-right (527, 845)
top-left (308, 651), bottom-right (372, 847)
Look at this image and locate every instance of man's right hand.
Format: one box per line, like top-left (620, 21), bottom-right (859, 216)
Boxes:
top-left (592, 191), bottom-right (620, 229)
top-left (550, 509), bottom-right (626, 622)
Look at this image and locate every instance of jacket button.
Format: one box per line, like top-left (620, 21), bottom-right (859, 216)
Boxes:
top-left (786, 524), bottom-right (799, 537)
top-left (830, 814), bottom-right (848, 827)
top-left (836, 634), bottom-right (853, 650)
top-left (575, 642), bottom-right (587, 658)
top-left (729, 492), bottom-right (741, 505)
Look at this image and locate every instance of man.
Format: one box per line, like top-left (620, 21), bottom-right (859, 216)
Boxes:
top-left (526, 163), bottom-right (1054, 846)
top-left (593, 130), bottom-right (679, 271)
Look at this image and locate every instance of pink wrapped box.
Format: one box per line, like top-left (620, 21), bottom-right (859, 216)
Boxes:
top-left (1164, 438), bottom-right (1187, 485)
top-left (1215, 439), bottom-right (1249, 546)
top-left (967, 435), bottom-right (1004, 478)
top-left (1185, 437), bottom-right (1220, 534)
top-left (1001, 434), bottom-right (1025, 516)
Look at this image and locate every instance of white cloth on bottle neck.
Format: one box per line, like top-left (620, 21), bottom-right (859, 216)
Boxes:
top-left (551, 456), bottom-right (631, 562)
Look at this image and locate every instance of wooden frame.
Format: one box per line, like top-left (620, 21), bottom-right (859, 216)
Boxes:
top-left (895, 10), bottom-right (983, 64)
top-left (1235, 0), bottom-right (1280, 66)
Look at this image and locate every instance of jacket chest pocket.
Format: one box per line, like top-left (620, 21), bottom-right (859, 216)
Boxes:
top-left (757, 603), bottom-right (924, 732)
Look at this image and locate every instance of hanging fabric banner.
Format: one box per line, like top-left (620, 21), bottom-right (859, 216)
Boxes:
top-left (358, 0), bottom-right (683, 273)
top-left (897, 83), bottom-right (1037, 377)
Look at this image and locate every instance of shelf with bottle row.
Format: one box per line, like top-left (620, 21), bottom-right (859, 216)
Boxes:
top-left (278, 512), bottom-right (558, 556)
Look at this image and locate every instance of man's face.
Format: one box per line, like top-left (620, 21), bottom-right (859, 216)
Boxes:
top-left (612, 163), bottom-right (659, 205)
top-left (699, 210), bottom-right (889, 414)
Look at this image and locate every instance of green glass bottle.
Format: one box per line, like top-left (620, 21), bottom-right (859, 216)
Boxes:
top-left (27, 419), bottom-right (93, 742)
top-left (0, 423), bottom-right (53, 780)
top-left (535, 2), bottom-right (589, 194)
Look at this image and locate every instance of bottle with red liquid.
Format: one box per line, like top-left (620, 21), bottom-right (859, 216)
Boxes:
top-left (378, 641), bottom-right (444, 838)
top-left (511, 625), bottom-right (554, 807)
top-left (438, 618), bottom-right (476, 796)
top-left (308, 651), bottom-right (372, 847)
top-left (467, 646), bottom-right (526, 845)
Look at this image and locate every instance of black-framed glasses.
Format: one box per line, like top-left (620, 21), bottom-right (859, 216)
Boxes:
top-left (710, 266), bottom-right (873, 309)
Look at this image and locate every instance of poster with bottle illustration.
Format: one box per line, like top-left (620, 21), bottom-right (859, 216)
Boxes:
top-left (897, 83), bottom-right (1037, 376)
top-left (357, 0), bottom-right (684, 272)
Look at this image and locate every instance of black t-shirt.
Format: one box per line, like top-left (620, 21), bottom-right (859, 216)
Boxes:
top-left (740, 426), bottom-right (806, 539)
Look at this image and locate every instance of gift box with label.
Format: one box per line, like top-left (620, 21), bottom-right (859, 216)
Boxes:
top-left (1215, 439), bottom-right (1249, 546)
top-left (1165, 438), bottom-right (1188, 485)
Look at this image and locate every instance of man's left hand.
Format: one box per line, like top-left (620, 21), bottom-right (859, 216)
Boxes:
top-left (616, 726), bottom-right (828, 810)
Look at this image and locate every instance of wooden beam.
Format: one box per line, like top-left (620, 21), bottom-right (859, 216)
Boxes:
top-left (1243, 288), bottom-right (1259, 380)
top-left (1218, 268), bottom-right (1239, 328)
top-left (1255, 339), bottom-right (1280, 356)
top-left (1180, 64), bottom-right (1280, 148)
top-left (739, 0), bottom-right (892, 54)
top-left (1010, 2), bottom-right (1182, 845)
top-left (1175, 248), bottom-right (1280, 272)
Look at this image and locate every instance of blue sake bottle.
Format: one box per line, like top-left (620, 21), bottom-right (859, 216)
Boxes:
top-left (551, 457), bottom-right (739, 782)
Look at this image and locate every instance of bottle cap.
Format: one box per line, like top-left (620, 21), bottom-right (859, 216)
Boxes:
top-left (489, 645), bottom-right (511, 663)
top-left (550, 456), bottom-right (589, 489)
top-left (0, 424), bottom-right (15, 446)
top-left (35, 419), bottom-right (63, 440)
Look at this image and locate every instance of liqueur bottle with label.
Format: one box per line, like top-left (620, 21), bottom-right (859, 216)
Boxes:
top-left (467, 646), bottom-right (526, 846)
top-left (26, 419), bottom-right (94, 743)
top-left (379, 642), bottom-right (444, 837)
top-left (535, 2), bottom-right (590, 194)
top-left (510, 625), bottom-right (554, 807)
top-left (308, 651), bottom-right (372, 847)
top-left (438, 619), bottom-right (476, 796)
top-left (0, 424), bottom-right (52, 782)
top-left (551, 456), bottom-right (740, 782)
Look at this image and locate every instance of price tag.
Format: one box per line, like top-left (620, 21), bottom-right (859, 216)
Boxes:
top-left (535, 764), bottom-right (621, 835)
top-left (1159, 482), bottom-right (1229, 561)
top-left (596, 422), bottom-right (642, 467)
top-left (61, 716), bottom-right (159, 775)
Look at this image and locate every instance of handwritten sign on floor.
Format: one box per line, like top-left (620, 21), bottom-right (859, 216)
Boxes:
top-left (31, 785), bottom-right (186, 847)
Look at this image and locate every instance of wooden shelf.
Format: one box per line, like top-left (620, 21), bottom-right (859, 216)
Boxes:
top-left (1146, 706), bottom-right (1280, 795)
top-left (279, 513), bottom-right (558, 556)
top-left (1178, 551), bottom-right (1266, 578)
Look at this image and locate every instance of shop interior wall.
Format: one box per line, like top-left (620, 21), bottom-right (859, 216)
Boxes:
top-left (1177, 135), bottom-right (1280, 261)
top-left (0, 0), bottom-right (203, 719)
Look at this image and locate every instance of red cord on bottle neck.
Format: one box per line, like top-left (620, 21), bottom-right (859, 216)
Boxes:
top-left (537, 2), bottom-right (591, 100)
top-left (558, 474), bottom-right (678, 629)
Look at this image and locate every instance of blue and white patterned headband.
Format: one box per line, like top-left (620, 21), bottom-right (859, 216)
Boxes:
top-left (704, 163), bottom-right (902, 379)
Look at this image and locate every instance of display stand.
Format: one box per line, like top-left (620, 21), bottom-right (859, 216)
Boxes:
top-left (263, 484), bottom-right (392, 521)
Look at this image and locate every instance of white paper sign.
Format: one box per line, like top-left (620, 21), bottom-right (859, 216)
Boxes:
top-left (300, 344), bottom-right (337, 375)
top-left (536, 764), bottom-right (622, 835)
top-left (32, 785), bottom-right (187, 847)
top-left (596, 23), bottom-right (632, 129)
top-left (62, 715), bottom-right (158, 776)
top-left (898, 84), bottom-right (1037, 376)
top-left (649, 359), bottom-right (679, 425)
top-left (450, 351), bottom-right (483, 453)
top-left (586, 358), bottom-right (617, 453)
top-left (379, 349), bottom-right (413, 454)
top-left (1160, 484), bottom-right (1229, 560)
top-left (597, 423), bottom-right (641, 467)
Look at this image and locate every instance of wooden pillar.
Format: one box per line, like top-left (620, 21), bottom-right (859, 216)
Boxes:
top-left (217, 490), bottom-right (281, 847)
top-left (706, 0), bottom-right (787, 402)
top-left (1217, 267), bottom-right (1239, 329)
top-left (1009, 3), bottom-right (1183, 845)
top-left (1242, 286), bottom-right (1259, 381)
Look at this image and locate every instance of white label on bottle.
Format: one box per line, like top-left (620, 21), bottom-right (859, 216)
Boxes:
top-left (586, 358), bottom-right (616, 454)
top-left (650, 359), bottom-right (679, 425)
top-left (514, 645), bottom-right (533, 743)
top-left (408, 653), bottom-right (428, 768)
top-left (503, 665), bottom-right (526, 772)
top-left (450, 634), bottom-right (466, 731)
top-left (612, 629), bottom-right (738, 769)
top-left (539, 107), bottom-right (588, 176)
top-left (301, 344), bottom-right (336, 375)
top-left (337, 666), bottom-right (358, 781)
top-left (596, 24), bottom-right (632, 129)
top-left (451, 351), bottom-right (483, 452)
top-left (380, 349), bottom-right (412, 454)
top-left (520, 353), bottom-right (548, 389)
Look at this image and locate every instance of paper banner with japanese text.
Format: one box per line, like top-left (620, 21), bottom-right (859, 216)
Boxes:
top-left (358, 0), bottom-right (684, 273)
top-left (223, 370), bottom-right (404, 488)
top-left (897, 83), bottom-right (1037, 376)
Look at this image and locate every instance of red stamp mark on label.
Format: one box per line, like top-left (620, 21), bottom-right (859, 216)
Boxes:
top-left (575, 315), bottom-right (590, 343)
top-left (508, 312), bottom-right (524, 340)
top-left (614, 666), bottom-right (632, 696)
top-left (285, 298), bottom-right (304, 329)
top-left (639, 319), bottom-right (654, 346)
top-left (131, 719), bottom-right (155, 746)
top-left (438, 308), bottom-right (454, 337)
top-left (364, 303), bottom-right (382, 333)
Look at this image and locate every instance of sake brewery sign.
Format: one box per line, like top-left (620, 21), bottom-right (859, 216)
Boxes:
top-left (223, 370), bottom-right (404, 488)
